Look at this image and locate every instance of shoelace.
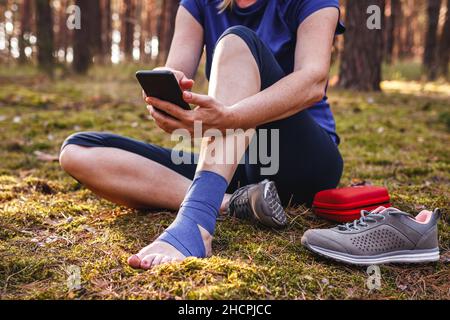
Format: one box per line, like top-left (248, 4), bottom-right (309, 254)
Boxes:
top-left (338, 208), bottom-right (412, 231)
top-left (228, 185), bottom-right (253, 220)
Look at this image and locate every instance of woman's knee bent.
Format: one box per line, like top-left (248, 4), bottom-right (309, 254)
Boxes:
top-left (59, 144), bottom-right (92, 178)
top-left (60, 131), bottom-right (110, 176)
top-left (215, 26), bottom-right (256, 62)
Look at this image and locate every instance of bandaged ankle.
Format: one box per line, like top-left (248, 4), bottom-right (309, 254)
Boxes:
top-left (158, 170), bottom-right (229, 257)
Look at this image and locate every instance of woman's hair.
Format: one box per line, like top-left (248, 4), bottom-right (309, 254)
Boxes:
top-left (219, 0), bottom-right (234, 12)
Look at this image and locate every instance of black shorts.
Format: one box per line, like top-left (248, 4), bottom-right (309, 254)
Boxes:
top-left (62, 26), bottom-right (344, 206)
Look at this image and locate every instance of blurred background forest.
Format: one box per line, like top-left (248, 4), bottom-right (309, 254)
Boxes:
top-left (0, 0), bottom-right (449, 88)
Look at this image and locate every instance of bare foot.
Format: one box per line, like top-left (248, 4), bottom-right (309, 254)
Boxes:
top-left (128, 225), bottom-right (213, 270)
top-left (128, 192), bottom-right (231, 270)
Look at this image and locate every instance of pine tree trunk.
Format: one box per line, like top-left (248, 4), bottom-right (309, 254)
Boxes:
top-left (0, 5), bottom-right (5, 62)
top-left (122, 0), bottom-right (136, 60)
top-left (100, 0), bottom-right (112, 63)
top-left (19, 0), bottom-right (32, 63)
top-left (405, 2), bottom-right (417, 58)
top-left (396, 0), bottom-right (407, 59)
top-left (398, 0), bottom-right (419, 60)
top-left (73, 0), bottom-right (91, 73)
top-left (145, 0), bottom-right (157, 61)
top-left (4, 0), bottom-right (14, 57)
top-left (338, 0), bottom-right (385, 91)
top-left (158, 0), bottom-right (178, 64)
top-left (423, 0), bottom-right (442, 80)
top-left (89, 0), bottom-right (102, 60)
top-left (137, 0), bottom-right (145, 61)
top-left (438, 0), bottom-right (450, 78)
top-left (56, 0), bottom-right (69, 62)
top-left (385, 0), bottom-right (401, 64)
top-left (35, 0), bottom-right (54, 74)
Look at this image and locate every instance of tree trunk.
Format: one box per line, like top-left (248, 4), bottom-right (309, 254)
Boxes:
top-left (0, 4), bottom-right (6, 62)
top-left (438, 0), bottom-right (450, 78)
top-left (35, 0), bottom-right (54, 74)
top-left (145, 0), bottom-right (157, 62)
top-left (100, 0), bottom-right (112, 63)
top-left (406, 2), bottom-right (417, 59)
top-left (396, 0), bottom-right (408, 59)
top-left (73, 0), bottom-right (91, 73)
top-left (398, 0), bottom-right (421, 60)
top-left (158, 0), bottom-right (178, 64)
top-left (385, 0), bottom-right (401, 63)
top-left (58, 0), bottom-right (68, 61)
top-left (89, 0), bottom-right (102, 61)
top-left (338, 0), bottom-right (385, 91)
top-left (156, 1), bottom-right (164, 59)
top-left (19, 0), bottom-right (32, 63)
top-left (122, 0), bottom-right (136, 60)
top-left (3, 0), bottom-right (13, 57)
top-left (136, 0), bottom-right (145, 61)
top-left (423, 0), bottom-right (442, 80)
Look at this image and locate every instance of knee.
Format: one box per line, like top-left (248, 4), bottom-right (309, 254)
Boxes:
top-left (60, 132), bottom-right (96, 175)
top-left (59, 144), bottom-right (90, 177)
top-left (60, 131), bottom-right (105, 173)
top-left (215, 26), bottom-right (255, 60)
top-left (220, 26), bottom-right (256, 43)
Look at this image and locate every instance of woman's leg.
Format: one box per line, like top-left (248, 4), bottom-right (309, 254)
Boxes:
top-left (132, 27), bottom-right (262, 269)
top-left (60, 133), bottom-right (246, 211)
top-left (249, 111), bottom-right (344, 207)
top-left (213, 27), bottom-right (343, 207)
top-left (60, 149), bottom-right (191, 211)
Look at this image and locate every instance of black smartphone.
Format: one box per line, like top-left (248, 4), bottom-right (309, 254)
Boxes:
top-left (136, 70), bottom-right (191, 111)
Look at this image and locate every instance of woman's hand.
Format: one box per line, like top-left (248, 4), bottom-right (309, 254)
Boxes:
top-left (145, 91), bottom-right (236, 136)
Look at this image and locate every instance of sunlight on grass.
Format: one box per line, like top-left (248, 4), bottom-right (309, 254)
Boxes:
top-left (0, 64), bottom-right (449, 300)
top-left (382, 80), bottom-right (450, 96)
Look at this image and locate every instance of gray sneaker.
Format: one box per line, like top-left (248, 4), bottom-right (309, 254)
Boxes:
top-left (227, 180), bottom-right (288, 229)
top-left (301, 207), bottom-right (440, 265)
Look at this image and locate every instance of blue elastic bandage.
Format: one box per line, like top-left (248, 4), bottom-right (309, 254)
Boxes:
top-left (158, 171), bottom-right (229, 258)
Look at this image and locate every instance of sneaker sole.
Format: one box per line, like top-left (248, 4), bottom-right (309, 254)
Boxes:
top-left (260, 181), bottom-right (287, 228)
top-left (304, 243), bottom-right (440, 266)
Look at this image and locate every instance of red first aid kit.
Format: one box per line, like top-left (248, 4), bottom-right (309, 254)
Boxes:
top-left (312, 186), bottom-right (391, 223)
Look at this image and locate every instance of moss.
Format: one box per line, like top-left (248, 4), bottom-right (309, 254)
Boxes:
top-left (0, 65), bottom-right (449, 300)
top-left (439, 111), bottom-right (450, 131)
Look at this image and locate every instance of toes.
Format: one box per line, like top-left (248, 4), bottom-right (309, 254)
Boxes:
top-left (129, 241), bottom-right (187, 270)
top-left (140, 254), bottom-right (179, 269)
top-left (151, 255), bottom-right (164, 267)
top-left (170, 255), bottom-right (184, 263)
top-left (160, 256), bottom-right (174, 265)
top-left (140, 254), bottom-right (157, 270)
top-left (127, 255), bottom-right (142, 269)
top-left (135, 246), bottom-right (154, 262)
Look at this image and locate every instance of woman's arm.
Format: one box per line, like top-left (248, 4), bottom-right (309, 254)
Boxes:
top-left (229, 7), bottom-right (339, 129)
top-left (145, 7), bottom-right (339, 135)
top-left (154, 6), bottom-right (204, 88)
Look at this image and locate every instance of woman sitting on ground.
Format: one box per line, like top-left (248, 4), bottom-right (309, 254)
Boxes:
top-left (60, 0), bottom-right (344, 269)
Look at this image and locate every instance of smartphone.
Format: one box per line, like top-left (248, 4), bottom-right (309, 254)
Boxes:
top-left (136, 70), bottom-right (191, 111)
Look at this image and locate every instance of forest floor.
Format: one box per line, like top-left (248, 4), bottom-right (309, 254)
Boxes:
top-left (0, 63), bottom-right (449, 300)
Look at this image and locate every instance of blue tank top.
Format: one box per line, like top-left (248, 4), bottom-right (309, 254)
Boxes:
top-left (180, 0), bottom-right (345, 144)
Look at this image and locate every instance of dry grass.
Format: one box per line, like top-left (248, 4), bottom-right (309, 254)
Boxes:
top-left (0, 64), bottom-right (449, 300)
